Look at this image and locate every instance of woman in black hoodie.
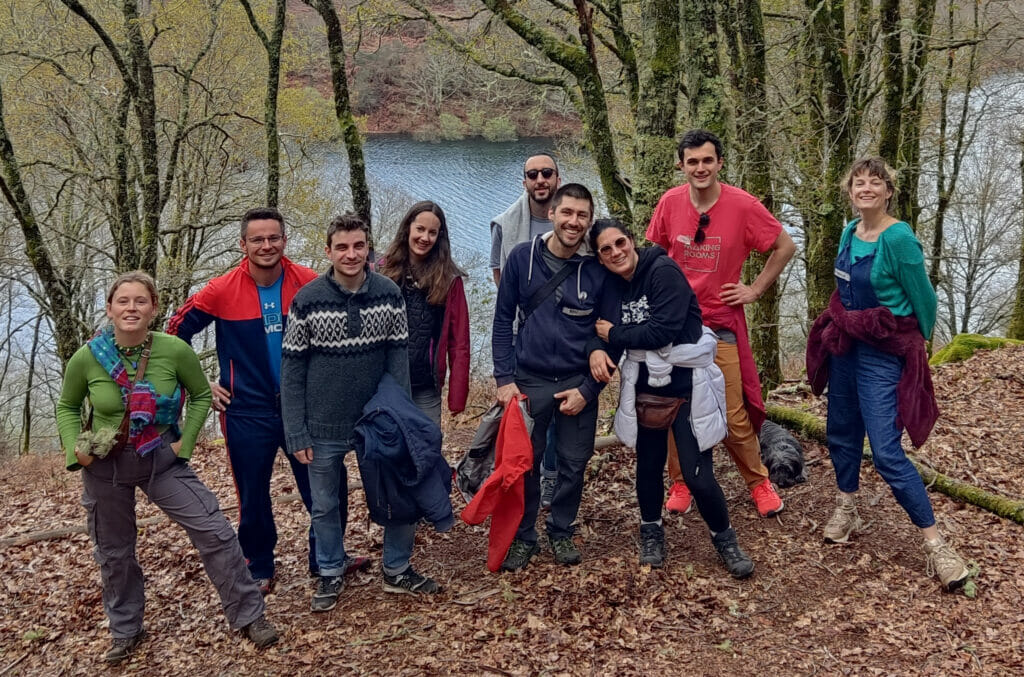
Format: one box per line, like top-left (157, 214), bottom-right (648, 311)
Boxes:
top-left (587, 219), bottom-right (753, 577)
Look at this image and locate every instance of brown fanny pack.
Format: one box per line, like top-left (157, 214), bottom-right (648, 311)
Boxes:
top-left (635, 392), bottom-right (686, 430)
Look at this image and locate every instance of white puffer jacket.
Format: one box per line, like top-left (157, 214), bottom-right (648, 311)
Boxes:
top-left (614, 326), bottom-right (727, 451)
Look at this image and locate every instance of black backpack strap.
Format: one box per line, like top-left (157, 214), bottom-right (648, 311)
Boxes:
top-left (519, 261), bottom-right (576, 325)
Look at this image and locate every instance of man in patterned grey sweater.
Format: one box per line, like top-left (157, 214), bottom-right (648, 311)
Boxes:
top-left (282, 213), bottom-right (439, 612)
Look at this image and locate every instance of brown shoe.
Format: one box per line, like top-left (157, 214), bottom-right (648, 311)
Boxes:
top-left (104, 629), bottom-right (147, 664)
top-left (242, 615), bottom-right (279, 648)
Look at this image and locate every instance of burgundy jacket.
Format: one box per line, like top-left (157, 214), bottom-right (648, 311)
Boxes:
top-left (806, 290), bottom-right (938, 447)
top-left (375, 259), bottom-right (471, 414)
top-left (437, 276), bottom-right (470, 414)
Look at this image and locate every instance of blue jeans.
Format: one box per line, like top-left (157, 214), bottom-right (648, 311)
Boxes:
top-left (310, 437), bottom-right (419, 577)
top-left (382, 522), bottom-right (417, 576)
top-left (308, 438), bottom-right (351, 577)
top-left (826, 343), bottom-right (935, 528)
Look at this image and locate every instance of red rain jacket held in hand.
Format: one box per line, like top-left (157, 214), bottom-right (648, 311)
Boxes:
top-left (461, 395), bottom-right (534, 572)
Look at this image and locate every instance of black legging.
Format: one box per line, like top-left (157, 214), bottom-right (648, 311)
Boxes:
top-left (635, 400), bottom-right (730, 533)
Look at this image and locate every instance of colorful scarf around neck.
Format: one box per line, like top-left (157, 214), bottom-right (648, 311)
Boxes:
top-left (88, 327), bottom-right (182, 456)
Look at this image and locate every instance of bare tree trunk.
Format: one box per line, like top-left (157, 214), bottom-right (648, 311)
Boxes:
top-left (800, 0), bottom-right (855, 321)
top-left (122, 0), bottom-right (162, 276)
top-left (1006, 140), bottom-right (1024, 340)
top-left (307, 0), bottom-right (373, 236)
top-left (631, 0), bottom-right (680, 234)
top-left (728, 0), bottom-right (781, 393)
top-left (681, 0), bottom-right (728, 142)
top-left (895, 0), bottom-right (939, 232)
top-left (20, 315), bottom-right (42, 456)
top-left (878, 0), bottom-right (904, 163)
top-left (0, 79), bottom-right (83, 366)
top-left (471, 0), bottom-right (631, 226)
top-left (240, 0), bottom-right (287, 208)
top-left (928, 0), bottom-right (979, 289)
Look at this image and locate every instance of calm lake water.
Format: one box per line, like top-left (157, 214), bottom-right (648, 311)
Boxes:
top-left (322, 136), bottom-right (602, 273)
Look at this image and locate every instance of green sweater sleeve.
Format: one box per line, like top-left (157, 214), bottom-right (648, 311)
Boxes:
top-left (55, 345), bottom-right (93, 470)
top-left (171, 335), bottom-right (212, 459)
top-left (875, 223), bottom-right (937, 339)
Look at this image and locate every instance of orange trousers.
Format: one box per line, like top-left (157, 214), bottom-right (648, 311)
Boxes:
top-left (667, 341), bottom-right (768, 489)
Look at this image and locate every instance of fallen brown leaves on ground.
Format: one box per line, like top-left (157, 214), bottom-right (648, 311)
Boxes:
top-left (2, 348), bottom-right (1023, 675)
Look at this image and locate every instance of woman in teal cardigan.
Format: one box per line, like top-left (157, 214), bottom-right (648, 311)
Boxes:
top-left (56, 271), bottom-right (278, 663)
top-left (808, 158), bottom-right (970, 592)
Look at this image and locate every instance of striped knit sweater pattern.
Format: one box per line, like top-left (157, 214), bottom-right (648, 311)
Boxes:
top-left (281, 268), bottom-right (411, 453)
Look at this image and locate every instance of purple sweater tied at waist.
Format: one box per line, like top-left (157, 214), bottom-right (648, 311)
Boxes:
top-left (806, 290), bottom-right (938, 448)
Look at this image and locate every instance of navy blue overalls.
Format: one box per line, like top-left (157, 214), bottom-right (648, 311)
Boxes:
top-left (824, 231), bottom-right (935, 527)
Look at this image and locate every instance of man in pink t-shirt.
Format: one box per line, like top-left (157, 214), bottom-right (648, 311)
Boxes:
top-left (646, 129), bottom-right (796, 518)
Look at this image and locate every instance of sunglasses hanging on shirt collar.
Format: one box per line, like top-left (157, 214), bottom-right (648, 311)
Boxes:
top-left (694, 213), bottom-right (711, 244)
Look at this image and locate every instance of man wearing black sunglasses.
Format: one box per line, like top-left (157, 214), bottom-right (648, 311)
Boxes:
top-left (490, 153), bottom-right (564, 509)
top-left (490, 153), bottom-right (561, 287)
top-left (646, 130), bottom-right (796, 520)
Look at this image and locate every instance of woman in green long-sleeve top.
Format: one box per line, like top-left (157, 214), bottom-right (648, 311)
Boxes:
top-left (55, 271), bottom-right (278, 664)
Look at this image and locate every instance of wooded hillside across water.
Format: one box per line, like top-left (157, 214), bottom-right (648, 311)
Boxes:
top-left (1, 0), bottom-right (1024, 453)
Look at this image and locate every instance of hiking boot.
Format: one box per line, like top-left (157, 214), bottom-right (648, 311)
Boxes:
top-left (382, 566), bottom-right (441, 595)
top-left (255, 577), bottom-right (275, 596)
top-left (665, 481), bottom-right (693, 514)
top-left (751, 479), bottom-right (784, 517)
top-left (311, 575), bottom-right (344, 612)
top-left (711, 527), bottom-right (755, 579)
top-left (241, 615), bottom-right (279, 648)
top-left (540, 469), bottom-right (557, 510)
top-left (549, 536), bottom-right (582, 566)
top-left (104, 629), bottom-right (147, 664)
top-left (924, 538), bottom-right (970, 592)
top-left (639, 523), bottom-right (666, 568)
top-left (823, 493), bottom-right (865, 544)
top-left (501, 539), bottom-right (541, 572)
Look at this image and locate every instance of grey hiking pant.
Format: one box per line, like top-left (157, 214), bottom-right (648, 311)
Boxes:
top-left (80, 432), bottom-right (264, 639)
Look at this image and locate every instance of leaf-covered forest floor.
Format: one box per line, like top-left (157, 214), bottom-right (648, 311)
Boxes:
top-left (2, 348), bottom-right (1023, 675)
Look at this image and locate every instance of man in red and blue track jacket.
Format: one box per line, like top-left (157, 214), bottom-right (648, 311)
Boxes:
top-left (167, 207), bottom-right (338, 593)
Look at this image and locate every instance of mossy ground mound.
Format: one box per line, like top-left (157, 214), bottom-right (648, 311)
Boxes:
top-left (929, 333), bottom-right (1024, 366)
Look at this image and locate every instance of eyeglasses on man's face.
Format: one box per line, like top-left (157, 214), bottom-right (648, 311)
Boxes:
top-left (246, 235), bottom-right (284, 246)
top-left (694, 213), bottom-right (710, 244)
top-left (525, 168), bottom-right (556, 180)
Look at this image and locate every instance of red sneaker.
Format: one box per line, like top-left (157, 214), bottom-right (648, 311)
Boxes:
top-left (751, 479), bottom-right (784, 517)
top-left (665, 481), bottom-right (693, 514)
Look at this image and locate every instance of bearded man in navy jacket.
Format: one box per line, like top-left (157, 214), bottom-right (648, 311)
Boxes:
top-left (491, 183), bottom-right (607, 571)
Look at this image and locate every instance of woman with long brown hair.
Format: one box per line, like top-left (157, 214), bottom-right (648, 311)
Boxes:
top-left (378, 201), bottom-right (470, 424)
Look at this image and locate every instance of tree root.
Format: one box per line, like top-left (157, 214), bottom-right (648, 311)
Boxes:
top-left (766, 404), bottom-right (1024, 525)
